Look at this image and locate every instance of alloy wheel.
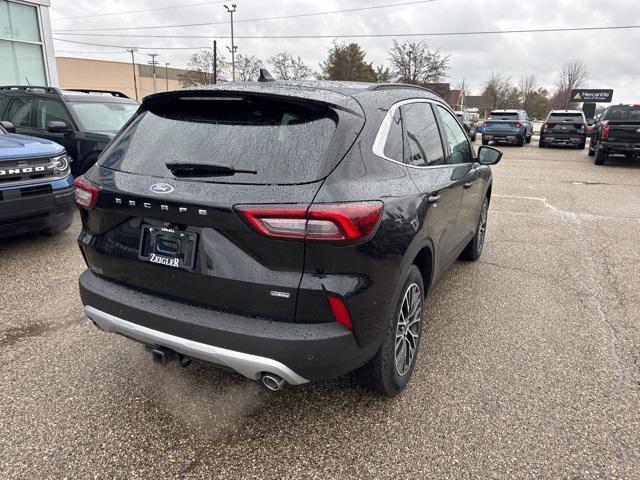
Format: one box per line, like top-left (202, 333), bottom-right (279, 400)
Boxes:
top-left (477, 201), bottom-right (488, 251)
top-left (394, 283), bottom-right (422, 376)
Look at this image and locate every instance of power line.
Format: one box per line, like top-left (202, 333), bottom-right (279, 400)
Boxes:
top-left (53, 24), bottom-right (640, 41)
top-left (53, 37), bottom-right (210, 50)
top-left (51, 0), bottom-right (226, 22)
top-left (55, 49), bottom-right (128, 54)
top-left (53, 0), bottom-right (437, 32)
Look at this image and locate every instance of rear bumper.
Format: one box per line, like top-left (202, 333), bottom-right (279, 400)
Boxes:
top-left (542, 133), bottom-right (586, 144)
top-left (0, 179), bottom-right (74, 237)
top-left (482, 130), bottom-right (525, 142)
top-left (79, 270), bottom-right (374, 383)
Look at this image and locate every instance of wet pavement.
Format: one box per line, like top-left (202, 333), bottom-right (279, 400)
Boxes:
top-left (1, 142), bottom-right (639, 479)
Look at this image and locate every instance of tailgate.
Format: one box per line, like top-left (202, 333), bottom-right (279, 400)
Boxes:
top-left (80, 167), bottom-right (324, 320)
top-left (608, 123), bottom-right (640, 143)
top-left (484, 121), bottom-right (521, 132)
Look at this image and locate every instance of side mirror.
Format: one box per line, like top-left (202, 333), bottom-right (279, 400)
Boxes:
top-left (0, 120), bottom-right (16, 133)
top-left (47, 120), bottom-right (72, 134)
top-left (477, 145), bottom-right (502, 165)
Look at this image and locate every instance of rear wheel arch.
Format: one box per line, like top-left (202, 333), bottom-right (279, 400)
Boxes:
top-left (412, 245), bottom-right (434, 297)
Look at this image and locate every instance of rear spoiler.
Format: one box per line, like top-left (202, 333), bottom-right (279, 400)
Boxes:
top-left (142, 88), bottom-right (365, 118)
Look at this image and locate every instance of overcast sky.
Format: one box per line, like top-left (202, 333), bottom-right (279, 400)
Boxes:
top-left (50, 0), bottom-right (640, 102)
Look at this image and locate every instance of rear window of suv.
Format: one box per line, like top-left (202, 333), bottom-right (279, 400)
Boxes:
top-left (548, 112), bottom-right (584, 122)
top-left (603, 106), bottom-right (640, 122)
top-left (488, 111), bottom-right (518, 120)
top-left (99, 96), bottom-right (339, 185)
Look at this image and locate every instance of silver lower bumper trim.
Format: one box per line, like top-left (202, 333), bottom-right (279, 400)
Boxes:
top-left (84, 306), bottom-right (309, 385)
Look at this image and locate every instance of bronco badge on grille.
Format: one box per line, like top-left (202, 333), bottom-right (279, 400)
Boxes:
top-left (0, 165), bottom-right (54, 176)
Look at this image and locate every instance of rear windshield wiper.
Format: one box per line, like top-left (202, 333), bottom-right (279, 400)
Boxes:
top-left (166, 163), bottom-right (257, 177)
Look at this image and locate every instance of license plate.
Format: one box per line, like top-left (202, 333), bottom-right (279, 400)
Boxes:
top-left (138, 225), bottom-right (198, 269)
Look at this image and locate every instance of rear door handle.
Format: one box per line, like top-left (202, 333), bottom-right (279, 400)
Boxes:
top-left (427, 195), bottom-right (441, 204)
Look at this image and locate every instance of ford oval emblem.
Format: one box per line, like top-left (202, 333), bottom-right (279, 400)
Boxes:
top-left (150, 183), bottom-right (174, 194)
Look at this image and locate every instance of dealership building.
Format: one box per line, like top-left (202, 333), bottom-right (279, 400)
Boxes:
top-left (1, 0), bottom-right (58, 86)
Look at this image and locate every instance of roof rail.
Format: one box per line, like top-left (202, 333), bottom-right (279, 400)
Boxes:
top-left (368, 83), bottom-right (441, 97)
top-left (63, 88), bottom-right (130, 98)
top-left (0, 85), bottom-right (61, 94)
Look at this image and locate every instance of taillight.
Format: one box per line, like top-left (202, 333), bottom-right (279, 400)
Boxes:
top-left (543, 122), bottom-right (549, 131)
top-left (235, 201), bottom-right (384, 243)
top-left (327, 295), bottom-right (353, 330)
top-left (601, 122), bottom-right (610, 140)
top-left (74, 177), bottom-right (100, 209)
top-left (515, 121), bottom-right (522, 128)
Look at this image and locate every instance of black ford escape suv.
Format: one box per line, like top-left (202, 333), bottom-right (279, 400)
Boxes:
top-left (76, 80), bottom-right (502, 396)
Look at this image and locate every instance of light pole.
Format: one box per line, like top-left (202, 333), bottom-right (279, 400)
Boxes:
top-left (224, 4), bottom-right (237, 82)
top-left (147, 53), bottom-right (159, 93)
top-left (165, 63), bottom-right (170, 91)
top-left (213, 40), bottom-right (217, 84)
top-left (126, 48), bottom-right (139, 101)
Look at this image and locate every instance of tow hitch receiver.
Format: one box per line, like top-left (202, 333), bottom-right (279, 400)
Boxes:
top-left (147, 346), bottom-right (176, 366)
top-left (146, 346), bottom-right (192, 367)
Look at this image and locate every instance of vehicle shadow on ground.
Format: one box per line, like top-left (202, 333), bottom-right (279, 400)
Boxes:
top-left (124, 265), bottom-right (471, 444)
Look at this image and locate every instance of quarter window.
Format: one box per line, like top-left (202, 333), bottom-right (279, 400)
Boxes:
top-left (383, 109), bottom-right (403, 162)
top-left (436, 105), bottom-right (473, 165)
top-left (401, 102), bottom-right (444, 167)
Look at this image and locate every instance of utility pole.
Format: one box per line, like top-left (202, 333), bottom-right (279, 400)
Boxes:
top-left (165, 63), bottom-right (170, 91)
top-left (126, 48), bottom-right (139, 101)
top-left (213, 40), bottom-right (217, 84)
top-left (147, 53), bottom-right (159, 93)
top-left (224, 4), bottom-right (237, 82)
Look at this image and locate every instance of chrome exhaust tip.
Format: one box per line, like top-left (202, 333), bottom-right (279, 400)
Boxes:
top-left (261, 373), bottom-right (285, 391)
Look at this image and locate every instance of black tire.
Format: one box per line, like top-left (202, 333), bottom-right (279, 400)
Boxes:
top-left (594, 148), bottom-right (607, 165)
top-left (517, 135), bottom-right (525, 147)
top-left (526, 134), bottom-right (532, 144)
top-left (482, 138), bottom-right (489, 146)
top-left (460, 197), bottom-right (489, 261)
top-left (539, 136), bottom-right (546, 148)
top-left (578, 142), bottom-right (586, 150)
top-left (588, 144), bottom-right (595, 157)
top-left (357, 265), bottom-right (424, 397)
top-left (471, 133), bottom-right (477, 142)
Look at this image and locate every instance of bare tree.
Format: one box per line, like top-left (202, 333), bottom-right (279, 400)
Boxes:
top-left (554, 61), bottom-right (589, 109)
top-left (179, 49), bottom-right (228, 86)
top-left (388, 40), bottom-right (450, 85)
top-left (519, 74), bottom-right (538, 112)
top-left (267, 52), bottom-right (313, 80)
top-left (235, 54), bottom-right (264, 82)
top-left (483, 72), bottom-right (519, 109)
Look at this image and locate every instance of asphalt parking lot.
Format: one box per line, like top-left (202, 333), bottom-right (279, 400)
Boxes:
top-left (1, 142), bottom-right (639, 479)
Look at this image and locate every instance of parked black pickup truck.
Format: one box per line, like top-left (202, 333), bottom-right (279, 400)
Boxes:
top-left (589, 104), bottom-right (640, 165)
